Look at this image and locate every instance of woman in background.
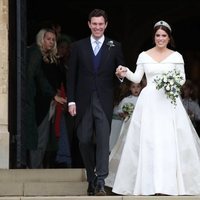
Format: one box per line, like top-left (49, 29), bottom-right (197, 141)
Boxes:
top-left (25, 28), bottom-right (66, 168)
top-left (181, 79), bottom-right (200, 132)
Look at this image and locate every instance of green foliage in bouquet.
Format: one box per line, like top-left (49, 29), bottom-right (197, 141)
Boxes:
top-left (122, 102), bottom-right (134, 118)
top-left (154, 69), bottom-right (184, 106)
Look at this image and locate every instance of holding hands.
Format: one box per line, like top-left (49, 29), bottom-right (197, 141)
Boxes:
top-left (116, 65), bottom-right (127, 78)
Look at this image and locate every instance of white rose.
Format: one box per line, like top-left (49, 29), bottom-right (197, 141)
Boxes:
top-left (165, 85), bottom-right (171, 91)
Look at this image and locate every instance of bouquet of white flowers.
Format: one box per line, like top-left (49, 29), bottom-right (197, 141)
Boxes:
top-left (154, 69), bottom-right (184, 106)
top-left (122, 102), bottom-right (134, 120)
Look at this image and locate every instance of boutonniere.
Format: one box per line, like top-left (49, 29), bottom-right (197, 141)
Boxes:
top-left (106, 40), bottom-right (115, 50)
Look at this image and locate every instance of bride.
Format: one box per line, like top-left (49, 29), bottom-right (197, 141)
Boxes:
top-left (106, 20), bottom-right (200, 196)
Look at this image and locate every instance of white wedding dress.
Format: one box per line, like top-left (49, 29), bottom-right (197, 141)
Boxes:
top-left (107, 51), bottom-right (200, 195)
top-left (105, 116), bottom-right (132, 187)
top-left (109, 105), bottom-right (123, 152)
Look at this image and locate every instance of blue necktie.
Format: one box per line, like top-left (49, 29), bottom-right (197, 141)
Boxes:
top-left (94, 41), bottom-right (100, 55)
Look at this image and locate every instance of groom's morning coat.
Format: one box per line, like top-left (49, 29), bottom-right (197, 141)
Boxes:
top-left (67, 37), bottom-right (125, 125)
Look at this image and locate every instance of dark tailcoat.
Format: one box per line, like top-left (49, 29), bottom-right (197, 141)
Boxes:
top-left (67, 37), bottom-right (125, 125)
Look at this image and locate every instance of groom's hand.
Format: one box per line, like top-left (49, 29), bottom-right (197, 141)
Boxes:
top-left (68, 104), bottom-right (77, 116)
top-left (116, 65), bottom-right (127, 78)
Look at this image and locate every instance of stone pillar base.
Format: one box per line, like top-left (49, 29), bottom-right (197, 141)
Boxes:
top-left (0, 93), bottom-right (9, 169)
top-left (0, 127), bottom-right (9, 169)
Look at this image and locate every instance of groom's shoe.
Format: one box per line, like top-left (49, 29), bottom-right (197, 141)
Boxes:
top-left (87, 181), bottom-right (95, 196)
top-left (87, 177), bottom-right (97, 196)
top-left (95, 182), bottom-right (106, 196)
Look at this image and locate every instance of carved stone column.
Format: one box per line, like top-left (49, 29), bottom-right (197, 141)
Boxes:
top-left (0, 0), bottom-right (9, 169)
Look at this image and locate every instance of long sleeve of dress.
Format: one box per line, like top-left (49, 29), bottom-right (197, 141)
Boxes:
top-left (125, 64), bottom-right (144, 84)
top-left (174, 52), bottom-right (186, 86)
top-left (175, 63), bottom-right (186, 86)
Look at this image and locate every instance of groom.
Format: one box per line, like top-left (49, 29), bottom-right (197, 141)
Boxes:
top-left (67, 8), bottom-right (125, 196)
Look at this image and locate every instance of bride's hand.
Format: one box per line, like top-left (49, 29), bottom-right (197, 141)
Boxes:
top-left (116, 65), bottom-right (127, 78)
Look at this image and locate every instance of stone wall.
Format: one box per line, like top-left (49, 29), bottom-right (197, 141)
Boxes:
top-left (0, 0), bottom-right (9, 169)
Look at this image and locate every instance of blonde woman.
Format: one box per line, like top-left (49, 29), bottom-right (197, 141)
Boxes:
top-left (25, 28), bottom-right (66, 168)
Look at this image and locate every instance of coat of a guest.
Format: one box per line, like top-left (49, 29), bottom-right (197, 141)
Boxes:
top-left (67, 9), bottom-right (125, 196)
top-left (25, 28), bottom-right (66, 168)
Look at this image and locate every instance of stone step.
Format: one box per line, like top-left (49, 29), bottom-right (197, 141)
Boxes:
top-left (0, 169), bottom-right (87, 196)
top-left (0, 196), bottom-right (200, 200)
top-left (0, 169), bottom-right (200, 199)
top-left (0, 181), bottom-right (88, 196)
top-left (0, 169), bottom-right (86, 182)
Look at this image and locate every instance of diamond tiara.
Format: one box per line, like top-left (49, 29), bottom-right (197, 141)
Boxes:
top-left (154, 20), bottom-right (172, 32)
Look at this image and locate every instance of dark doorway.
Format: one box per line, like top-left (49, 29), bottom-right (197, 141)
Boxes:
top-left (9, 0), bottom-right (27, 168)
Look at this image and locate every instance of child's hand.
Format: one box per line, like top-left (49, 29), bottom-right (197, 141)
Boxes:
top-left (119, 112), bottom-right (129, 119)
